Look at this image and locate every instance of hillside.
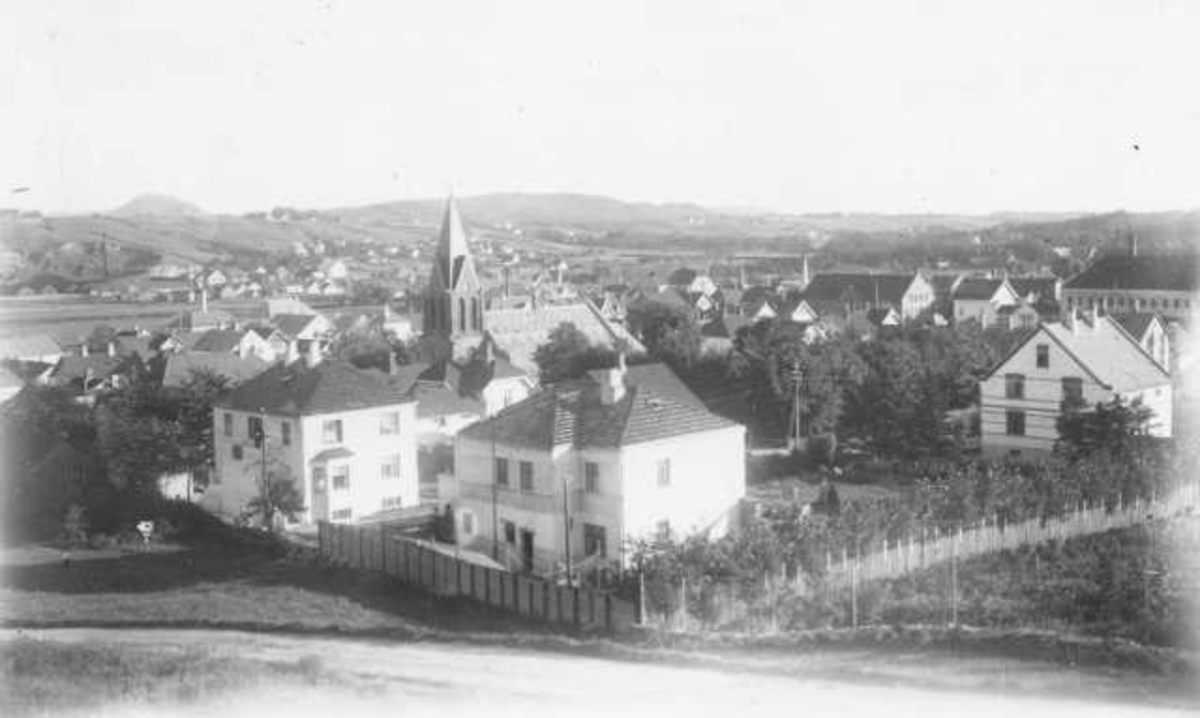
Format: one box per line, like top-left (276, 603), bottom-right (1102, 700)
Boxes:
top-left (110, 193), bottom-right (208, 219)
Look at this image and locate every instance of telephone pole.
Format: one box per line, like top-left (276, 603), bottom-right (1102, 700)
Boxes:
top-left (562, 473), bottom-right (573, 587)
top-left (790, 358), bottom-right (803, 451)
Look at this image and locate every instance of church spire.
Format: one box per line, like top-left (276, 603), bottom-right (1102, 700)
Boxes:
top-left (436, 195), bottom-right (472, 288)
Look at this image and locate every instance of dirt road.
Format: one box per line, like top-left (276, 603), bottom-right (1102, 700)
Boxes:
top-left (5, 627), bottom-right (1194, 718)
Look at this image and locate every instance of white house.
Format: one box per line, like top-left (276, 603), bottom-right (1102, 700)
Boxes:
top-left (979, 309), bottom-right (1172, 456)
top-left (1114, 313), bottom-right (1170, 372)
top-left (952, 277), bottom-right (1019, 327)
top-left (206, 354), bottom-right (420, 527)
top-left (451, 360), bottom-right (745, 577)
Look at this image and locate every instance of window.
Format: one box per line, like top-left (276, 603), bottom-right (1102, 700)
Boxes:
top-left (231, 444), bottom-right (243, 461)
top-left (1005, 410), bottom-right (1026, 436)
top-left (331, 508), bottom-right (352, 521)
top-left (380, 454), bottom-right (401, 480)
top-left (331, 465), bottom-right (350, 491)
top-left (461, 510), bottom-right (475, 536)
top-left (379, 411), bottom-right (400, 435)
top-left (322, 419), bottom-right (343, 444)
top-left (584, 523), bottom-right (607, 558)
top-left (584, 461), bottom-right (600, 494)
top-left (1004, 373), bottom-right (1025, 400)
top-left (281, 421), bottom-right (291, 446)
top-left (312, 466), bottom-right (327, 492)
top-left (656, 458), bottom-right (672, 488)
top-left (381, 496), bottom-right (404, 511)
top-left (223, 412), bottom-right (233, 437)
top-left (1061, 377), bottom-right (1084, 409)
top-left (518, 461), bottom-right (533, 492)
top-left (503, 520), bottom-right (516, 545)
top-left (247, 416), bottom-right (263, 447)
top-left (1036, 344), bottom-right (1049, 368)
top-left (494, 457), bottom-right (509, 487)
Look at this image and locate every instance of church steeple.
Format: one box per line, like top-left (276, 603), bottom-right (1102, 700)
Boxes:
top-left (423, 196), bottom-right (484, 344)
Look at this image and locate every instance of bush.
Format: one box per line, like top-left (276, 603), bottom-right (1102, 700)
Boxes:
top-left (61, 504), bottom-right (88, 546)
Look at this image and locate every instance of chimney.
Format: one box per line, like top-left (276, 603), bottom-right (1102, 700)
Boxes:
top-left (80, 343), bottom-right (89, 358)
top-left (1089, 306), bottom-right (1100, 327)
top-left (1129, 232), bottom-right (1139, 257)
top-left (800, 255), bottom-right (811, 291)
top-left (503, 265), bottom-right (511, 299)
top-left (285, 340), bottom-right (300, 365)
top-left (1066, 307), bottom-right (1079, 334)
top-left (201, 287), bottom-right (209, 313)
top-left (599, 353), bottom-right (628, 405)
top-left (106, 341), bottom-right (116, 357)
top-left (305, 340), bottom-right (323, 368)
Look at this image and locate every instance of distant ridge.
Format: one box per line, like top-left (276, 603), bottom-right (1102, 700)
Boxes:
top-left (110, 193), bottom-right (208, 218)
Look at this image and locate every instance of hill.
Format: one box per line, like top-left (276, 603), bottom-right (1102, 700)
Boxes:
top-left (110, 193), bottom-right (208, 219)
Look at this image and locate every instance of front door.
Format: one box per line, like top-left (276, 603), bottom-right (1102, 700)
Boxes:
top-left (520, 529), bottom-right (535, 573)
top-left (310, 466), bottom-right (329, 522)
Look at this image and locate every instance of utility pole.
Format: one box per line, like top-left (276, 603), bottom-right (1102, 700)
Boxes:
top-left (490, 421), bottom-right (499, 562)
top-left (790, 358), bottom-right (803, 451)
top-left (950, 529), bottom-right (959, 629)
top-left (257, 407), bottom-right (269, 530)
top-left (562, 473), bottom-right (573, 587)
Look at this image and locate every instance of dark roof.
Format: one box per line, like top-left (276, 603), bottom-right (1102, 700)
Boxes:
top-left (1113, 312), bottom-right (1161, 340)
top-left (1065, 254), bottom-right (1199, 292)
top-left (411, 382), bottom-right (485, 418)
top-left (165, 309), bottom-right (235, 331)
top-left (219, 360), bottom-right (414, 416)
top-left (462, 363), bottom-right (736, 450)
top-left (1009, 277), bottom-right (1059, 299)
top-left (801, 273), bottom-right (916, 305)
top-left (952, 278), bottom-right (1006, 301)
top-left (190, 329), bottom-right (247, 353)
top-left (161, 353), bottom-right (269, 388)
top-left (51, 354), bottom-right (136, 382)
top-left (272, 313), bottom-right (321, 338)
top-left (114, 335), bottom-right (156, 359)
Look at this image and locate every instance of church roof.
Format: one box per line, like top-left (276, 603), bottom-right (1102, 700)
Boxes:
top-left (482, 301), bottom-right (645, 374)
top-left (432, 196), bottom-right (481, 292)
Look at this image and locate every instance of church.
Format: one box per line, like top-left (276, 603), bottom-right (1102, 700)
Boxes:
top-left (413, 197), bottom-right (644, 388)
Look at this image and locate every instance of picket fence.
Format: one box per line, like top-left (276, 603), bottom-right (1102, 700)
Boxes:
top-left (814, 481), bottom-right (1200, 590)
top-left (317, 522), bottom-right (639, 633)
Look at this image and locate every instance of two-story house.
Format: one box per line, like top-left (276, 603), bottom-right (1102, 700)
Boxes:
top-left (800, 272), bottom-right (935, 324)
top-left (206, 353), bottom-right (419, 527)
top-left (451, 359), bottom-right (746, 577)
top-left (979, 309), bottom-right (1172, 456)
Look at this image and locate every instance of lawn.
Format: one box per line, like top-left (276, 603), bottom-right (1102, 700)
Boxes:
top-left (0, 539), bottom-right (548, 638)
top-left (0, 634), bottom-right (373, 717)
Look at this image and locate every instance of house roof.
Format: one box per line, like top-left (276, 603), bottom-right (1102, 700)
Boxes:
top-left (1113, 312), bottom-right (1162, 341)
top-left (114, 335), bottom-right (156, 359)
top-left (989, 313), bottom-right (1169, 393)
top-left (266, 297), bottom-right (317, 318)
top-left (1009, 277), bottom-right (1059, 300)
top-left (0, 364), bottom-right (23, 390)
top-left (219, 360), bottom-right (414, 416)
top-left (190, 329), bottom-right (248, 353)
top-left (0, 334), bottom-right (61, 359)
top-left (952, 278), bottom-right (1007, 301)
top-left (272, 313), bottom-right (323, 339)
top-left (51, 354), bottom-right (137, 382)
top-left (1065, 254), bottom-right (1199, 292)
top-left (162, 353), bottom-right (269, 389)
top-left (461, 362), bottom-right (736, 450)
top-left (164, 309), bottom-right (235, 331)
top-left (800, 273), bottom-right (917, 305)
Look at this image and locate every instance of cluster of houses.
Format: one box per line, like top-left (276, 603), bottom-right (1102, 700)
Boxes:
top-left (93, 257), bottom-right (357, 304)
top-left (2, 198), bottom-right (1195, 584)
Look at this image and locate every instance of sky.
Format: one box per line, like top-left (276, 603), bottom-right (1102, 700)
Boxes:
top-left (3, 0), bottom-right (1199, 215)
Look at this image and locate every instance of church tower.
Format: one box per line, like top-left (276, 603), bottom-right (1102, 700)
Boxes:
top-left (421, 197), bottom-right (484, 359)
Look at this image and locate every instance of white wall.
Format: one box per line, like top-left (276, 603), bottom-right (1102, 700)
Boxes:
top-left (207, 401), bottom-right (419, 525)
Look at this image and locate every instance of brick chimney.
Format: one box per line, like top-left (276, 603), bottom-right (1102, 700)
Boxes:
top-left (599, 353), bottom-right (627, 405)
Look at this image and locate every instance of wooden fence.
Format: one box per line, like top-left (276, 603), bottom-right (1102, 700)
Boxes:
top-left (317, 522), bottom-right (639, 633)
top-left (814, 481), bottom-right (1200, 590)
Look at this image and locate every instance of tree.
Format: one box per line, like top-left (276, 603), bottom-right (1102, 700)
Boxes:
top-left (1056, 396), bottom-right (1155, 464)
top-left (241, 455), bottom-right (305, 532)
top-left (533, 322), bottom-right (617, 384)
top-left (844, 339), bottom-right (926, 458)
top-left (331, 326), bottom-right (394, 373)
top-left (626, 300), bottom-right (701, 369)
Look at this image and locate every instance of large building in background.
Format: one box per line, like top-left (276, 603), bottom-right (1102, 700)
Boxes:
top-left (979, 309), bottom-right (1172, 457)
top-left (1063, 244), bottom-right (1199, 320)
top-left (800, 272), bottom-right (936, 323)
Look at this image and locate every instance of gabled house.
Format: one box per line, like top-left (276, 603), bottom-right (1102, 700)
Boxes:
top-left (1063, 250), bottom-right (1198, 319)
top-left (207, 356), bottom-right (420, 527)
top-left (48, 349), bottom-right (144, 397)
top-left (801, 272), bottom-right (935, 324)
top-left (191, 329), bottom-right (279, 362)
top-left (952, 277), bottom-right (1019, 327)
top-left (979, 309), bottom-right (1172, 456)
top-left (451, 359), bottom-right (746, 576)
top-left (1113, 313), bottom-right (1170, 371)
top-left (272, 313), bottom-right (334, 342)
